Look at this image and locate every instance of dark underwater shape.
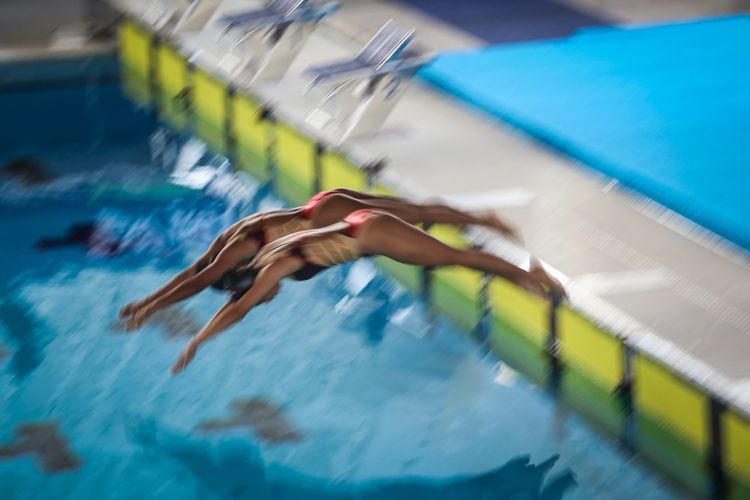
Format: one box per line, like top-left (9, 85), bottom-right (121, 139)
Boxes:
top-left (0, 157), bottom-right (55, 186)
top-left (197, 398), bottom-right (304, 444)
top-left (0, 296), bottom-right (50, 380)
top-left (34, 220), bottom-right (122, 255)
top-left (0, 421), bottom-right (82, 473)
top-left (131, 418), bottom-right (577, 499)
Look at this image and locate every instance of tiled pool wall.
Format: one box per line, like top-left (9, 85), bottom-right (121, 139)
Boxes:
top-left (117, 19), bottom-right (749, 499)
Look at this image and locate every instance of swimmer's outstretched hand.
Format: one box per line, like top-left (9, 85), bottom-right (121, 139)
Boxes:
top-left (124, 305), bottom-right (154, 331)
top-left (171, 341), bottom-right (198, 374)
top-left (119, 300), bottom-right (144, 319)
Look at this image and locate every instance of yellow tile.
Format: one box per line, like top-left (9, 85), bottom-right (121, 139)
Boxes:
top-left (231, 94), bottom-right (269, 180)
top-left (634, 354), bottom-right (708, 451)
top-left (274, 122), bottom-right (317, 204)
top-left (320, 152), bottom-right (367, 191)
top-left (724, 410), bottom-right (750, 484)
top-left (432, 266), bottom-right (482, 331)
top-left (558, 306), bottom-right (623, 391)
top-left (119, 20), bottom-right (152, 79)
top-left (428, 224), bottom-right (470, 249)
top-left (155, 43), bottom-right (190, 128)
top-left (489, 278), bottom-right (548, 348)
top-left (156, 43), bottom-right (188, 98)
top-left (193, 69), bottom-right (227, 129)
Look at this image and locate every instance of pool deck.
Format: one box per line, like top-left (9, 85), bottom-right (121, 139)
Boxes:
top-left (6, 0), bottom-right (750, 412)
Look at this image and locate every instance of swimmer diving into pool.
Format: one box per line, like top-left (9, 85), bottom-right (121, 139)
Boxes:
top-left (120, 188), bottom-right (532, 329)
top-left (169, 209), bottom-right (565, 374)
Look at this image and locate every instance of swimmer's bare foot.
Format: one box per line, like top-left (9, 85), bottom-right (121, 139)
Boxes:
top-left (530, 259), bottom-right (566, 302)
top-left (518, 275), bottom-right (547, 299)
top-left (479, 212), bottom-right (522, 242)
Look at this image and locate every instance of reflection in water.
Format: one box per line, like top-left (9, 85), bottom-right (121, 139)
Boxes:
top-left (0, 421), bottom-right (82, 474)
top-left (336, 287), bottom-right (392, 347)
top-left (132, 419), bottom-right (576, 499)
top-left (336, 264), bottom-right (437, 347)
top-left (148, 306), bottom-right (202, 339)
top-left (110, 305), bottom-right (201, 340)
top-left (197, 398), bottom-right (303, 444)
top-left (0, 296), bottom-right (51, 380)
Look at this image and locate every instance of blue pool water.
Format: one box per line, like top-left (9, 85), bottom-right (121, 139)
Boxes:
top-left (0, 58), bottom-right (685, 499)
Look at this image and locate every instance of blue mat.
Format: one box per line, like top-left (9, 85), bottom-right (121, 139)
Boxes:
top-left (400, 0), bottom-right (606, 44)
top-left (421, 16), bottom-right (750, 250)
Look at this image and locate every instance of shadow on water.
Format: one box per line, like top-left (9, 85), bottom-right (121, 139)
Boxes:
top-left (0, 421), bottom-right (82, 473)
top-left (0, 295), bottom-right (51, 380)
top-left (131, 419), bottom-right (577, 499)
top-left (197, 398), bottom-right (304, 444)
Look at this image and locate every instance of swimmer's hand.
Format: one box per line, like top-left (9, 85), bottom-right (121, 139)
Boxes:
top-left (119, 300), bottom-right (144, 319)
top-left (124, 305), bottom-right (154, 331)
top-left (171, 340), bottom-right (198, 374)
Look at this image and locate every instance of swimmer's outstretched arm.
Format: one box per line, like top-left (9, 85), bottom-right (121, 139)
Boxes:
top-left (119, 212), bottom-right (277, 318)
top-left (124, 238), bottom-right (261, 331)
top-left (119, 235), bottom-right (227, 318)
top-left (171, 257), bottom-right (302, 374)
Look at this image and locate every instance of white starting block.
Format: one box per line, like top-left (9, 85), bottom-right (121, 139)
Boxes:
top-left (173, 0), bottom-right (223, 33)
top-left (210, 0), bottom-right (340, 86)
top-left (134, 0), bottom-right (222, 34)
top-left (303, 20), bottom-right (433, 144)
top-left (138, 0), bottom-right (221, 33)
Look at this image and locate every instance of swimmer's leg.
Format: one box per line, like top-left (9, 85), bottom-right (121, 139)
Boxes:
top-left (313, 193), bottom-right (520, 240)
top-left (357, 213), bottom-right (561, 298)
top-left (323, 188), bottom-right (406, 203)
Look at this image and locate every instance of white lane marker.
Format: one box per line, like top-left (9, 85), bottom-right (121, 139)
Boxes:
top-left (574, 270), bottom-right (669, 296)
top-left (571, 219), bottom-right (750, 333)
top-left (440, 188), bottom-right (537, 210)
